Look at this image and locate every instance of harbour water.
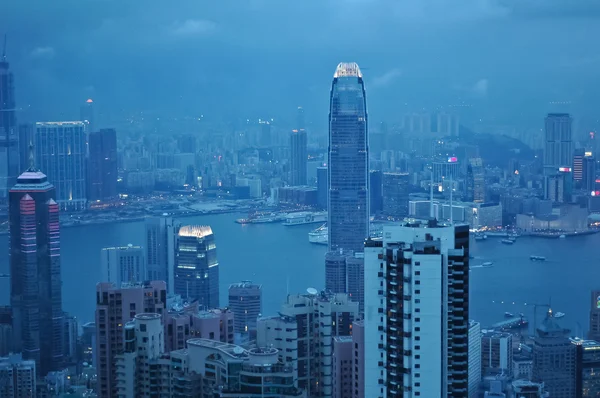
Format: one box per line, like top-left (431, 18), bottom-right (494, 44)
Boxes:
top-left (0, 213), bottom-right (598, 337)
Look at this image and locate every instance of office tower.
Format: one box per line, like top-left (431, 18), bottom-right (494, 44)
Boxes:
top-left (145, 216), bottom-right (178, 293)
top-left (574, 148), bottom-right (585, 188)
top-left (259, 120), bottom-right (271, 147)
top-left (544, 113), bottom-right (573, 175)
top-left (88, 128), bottom-right (118, 201)
top-left (328, 62), bottom-right (369, 253)
top-left (469, 320), bottom-right (482, 398)
top-left (0, 48), bottom-right (19, 202)
top-left (369, 170), bottom-right (383, 215)
top-left (175, 225), bottom-right (219, 308)
top-left (572, 338), bottom-right (600, 397)
top-left (317, 166), bottom-right (328, 209)
top-left (116, 313), bottom-right (165, 397)
top-left (481, 330), bottom-right (513, 376)
top-left (332, 336), bottom-right (353, 398)
top-left (35, 122), bottom-right (87, 211)
top-left (95, 281), bottom-right (167, 398)
top-left (63, 313), bottom-right (78, 365)
top-left (0, 353), bottom-right (37, 397)
top-left (297, 106), bottom-right (305, 130)
top-left (583, 151), bottom-right (596, 193)
top-left (169, 339), bottom-right (304, 398)
top-left (532, 310), bottom-right (575, 398)
top-left (382, 172), bottom-right (410, 219)
top-left (80, 98), bottom-right (95, 133)
top-left (10, 164), bottom-right (64, 376)
top-left (465, 164), bottom-right (475, 202)
top-left (511, 380), bottom-right (545, 397)
top-left (469, 157), bottom-right (485, 202)
top-left (228, 281), bottom-right (262, 336)
top-left (364, 221), bottom-right (470, 397)
top-left (100, 244), bottom-right (146, 285)
top-left (346, 253), bottom-right (365, 313)
top-left (257, 291), bottom-right (358, 398)
top-left (325, 251), bottom-right (347, 293)
top-left (352, 320), bottom-right (365, 398)
top-left (589, 290), bottom-right (600, 341)
top-left (290, 128), bottom-right (307, 186)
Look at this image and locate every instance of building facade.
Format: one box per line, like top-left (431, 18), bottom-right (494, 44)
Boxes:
top-left (0, 51), bottom-right (19, 203)
top-left (290, 129), bottom-right (307, 186)
top-left (0, 353), bottom-right (36, 397)
top-left (469, 320), bottom-right (482, 398)
top-left (228, 281), bottom-right (262, 337)
top-left (9, 166), bottom-right (64, 376)
top-left (589, 290), bottom-right (600, 341)
top-left (34, 122), bottom-right (87, 211)
top-left (100, 244), bottom-right (146, 285)
top-left (328, 62), bottom-right (369, 253)
top-left (175, 225), bottom-right (219, 309)
top-left (544, 113), bottom-right (573, 175)
top-left (88, 128), bottom-right (118, 201)
top-left (382, 172), bottom-right (410, 219)
top-left (573, 338), bottom-right (600, 398)
top-left (481, 331), bottom-right (513, 376)
top-left (363, 221), bottom-right (470, 397)
top-left (145, 216), bottom-right (178, 294)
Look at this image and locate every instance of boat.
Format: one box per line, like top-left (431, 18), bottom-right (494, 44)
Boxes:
top-left (235, 212), bottom-right (283, 224)
top-left (554, 312), bottom-right (566, 318)
top-left (505, 312), bottom-right (514, 318)
top-left (530, 255), bottom-right (546, 262)
top-left (474, 234), bottom-right (485, 241)
top-left (283, 211), bottom-right (327, 226)
top-left (501, 239), bottom-right (514, 245)
top-left (309, 224), bottom-right (328, 245)
top-left (559, 234), bottom-right (566, 239)
top-left (482, 262), bottom-right (494, 267)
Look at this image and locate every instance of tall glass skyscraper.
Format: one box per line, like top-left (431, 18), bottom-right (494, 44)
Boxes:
top-left (328, 62), bottom-right (369, 252)
top-left (0, 49), bottom-right (20, 202)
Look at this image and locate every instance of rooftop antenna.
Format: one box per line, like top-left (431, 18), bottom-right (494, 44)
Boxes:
top-left (2, 34), bottom-right (6, 62)
top-left (449, 174), bottom-right (453, 225)
top-left (429, 169), bottom-right (434, 219)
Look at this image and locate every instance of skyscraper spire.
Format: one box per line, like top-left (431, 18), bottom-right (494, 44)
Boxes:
top-left (28, 141), bottom-right (35, 171)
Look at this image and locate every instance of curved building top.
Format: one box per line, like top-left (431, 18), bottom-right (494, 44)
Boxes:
top-left (178, 225), bottom-right (213, 239)
top-left (333, 62), bottom-right (362, 78)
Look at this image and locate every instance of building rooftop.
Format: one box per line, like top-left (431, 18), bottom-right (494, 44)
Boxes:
top-left (187, 338), bottom-right (248, 359)
top-left (178, 225), bottom-right (213, 239)
top-left (229, 280), bottom-right (262, 290)
top-left (35, 121), bottom-right (85, 127)
top-left (334, 62), bottom-right (362, 78)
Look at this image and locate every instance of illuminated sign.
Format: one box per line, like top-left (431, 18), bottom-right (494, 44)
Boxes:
top-left (558, 167), bottom-right (572, 172)
top-left (593, 191), bottom-right (600, 197)
top-left (597, 295), bottom-right (600, 309)
top-left (586, 151), bottom-right (593, 157)
top-left (447, 156), bottom-right (458, 163)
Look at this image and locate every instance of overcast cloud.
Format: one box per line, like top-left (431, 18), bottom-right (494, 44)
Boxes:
top-left (1, 0), bottom-right (599, 130)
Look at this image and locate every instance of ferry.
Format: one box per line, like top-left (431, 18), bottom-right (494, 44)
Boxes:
top-left (235, 212), bottom-right (283, 224)
top-left (284, 211), bottom-right (327, 226)
top-left (474, 234), bottom-right (485, 241)
top-left (309, 224), bottom-right (328, 245)
top-left (530, 255), bottom-right (546, 262)
top-left (559, 234), bottom-right (566, 239)
top-left (501, 239), bottom-right (514, 245)
top-left (554, 312), bottom-right (566, 318)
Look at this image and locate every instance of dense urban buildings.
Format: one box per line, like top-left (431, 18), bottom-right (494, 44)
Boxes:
top-left (328, 62), bottom-right (369, 253)
top-left (228, 281), bottom-right (262, 337)
top-left (87, 128), bottom-right (118, 201)
top-left (100, 244), bottom-right (146, 285)
top-left (544, 113), bottom-right (573, 175)
top-left (0, 353), bottom-right (37, 397)
top-left (0, 49), bottom-right (19, 202)
top-left (95, 281), bottom-right (167, 398)
top-left (175, 225), bottom-right (219, 309)
top-left (364, 221), bottom-right (470, 397)
top-left (34, 121), bottom-right (87, 211)
top-left (290, 128), bottom-right (307, 186)
top-left (9, 164), bottom-right (64, 376)
top-left (145, 216), bottom-right (178, 293)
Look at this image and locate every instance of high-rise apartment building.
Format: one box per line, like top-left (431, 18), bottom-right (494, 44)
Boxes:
top-left (469, 157), bottom-right (485, 203)
top-left (100, 244), bottom-right (146, 285)
top-left (544, 113), bottom-right (573, 175)
top-left (10, 165), bottom-right (64, 376)
top-left (228, 281), bottom-right (262, 336)
top-left (572, 338), bottom-right (600, 398)
top-left (469, 320), bottom-right (482, 398)
top-left (346, 253), bottom-right (365, 313)
top-left (175, 225), bottom-right (219, 308)
top-left (35, 122), bottom-right (87, 211)
top-left (332, 336), bottom-right (353, 398)
top-left (532, 310), bottom-right (575, 398)
top-left (328, 62), bottom-right (369, 253)
top-left (95, 281), bottom-right (167, 398)
top-left (481, 330), bottom-right (513, 376)
top-left (257, 291), bottom-right (358, 398)
top-left (0, 353), bottom-right (37, 397)
top-left (290, 128), bottom-right (307, 186)
top-left (589, 290), bottom-right (600, 341)
top-left (324, 251), bottom-right (365, 313)
top-left (382, 172), bottom-right (410, 219)
top-left (0, 50), bottom-right (20, 202)
top-left (145, 216), bottom-right (178, 293)
top-left (88, 128), bottom-right (118, 201)
top-left (364, 221), bottom-right (470, 397)
top-left (325, 251), bottom-right (347, 293)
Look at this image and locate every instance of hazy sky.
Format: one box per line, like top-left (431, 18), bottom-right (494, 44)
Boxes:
top-left (2, 0), bottom-right (599, 130)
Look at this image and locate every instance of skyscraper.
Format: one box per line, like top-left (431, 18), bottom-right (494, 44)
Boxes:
top-left (573, 338), bottom-right (600, 398)
top-left (328, 62), bottom-right (369, 253)
top-left (588, 289), bottom-right (600, 341)
top-left (369, 170), bottom-right (383, 215)
top-left (382, 172), bottom-right (410, 219)
top-left (175, 225), bottom-right (219, 308)
top-left (364, 221), bottom-right (470, 397)
top-left (35, 122), bottom-right (87, 211)
top-left (145, 216), bottom-right (178, 293)
top-left (317, 166), bottom-right (328, 209)
top-left (0, 47), bottom-right (20, 202)
top-left (544, 113), bottom-right (573, 176)
top-left (0, 353), bottom-right (37, 397)
top-left (468, 321), bottom-right (482, 398)
top-left (228, 281), bottom-right (262, 336)
top-left (290, 128), bottom-right (307, 186)
top-left (469, 157), bottom-right (485, 203)
top-left (100, 244), bottom-right (146, 285)
top-left (10, 162), bottom-right (64, 375)
top-left (88, 128), bottom-right (118, 201)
